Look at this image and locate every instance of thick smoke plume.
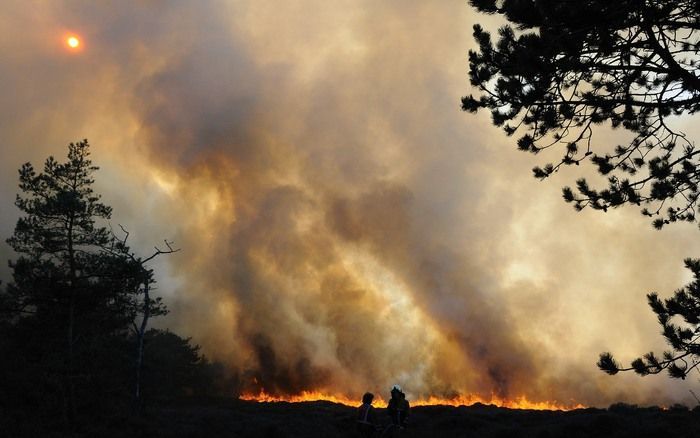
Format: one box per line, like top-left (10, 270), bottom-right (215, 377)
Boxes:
top-left (1, 1), bottom-right (699, 407)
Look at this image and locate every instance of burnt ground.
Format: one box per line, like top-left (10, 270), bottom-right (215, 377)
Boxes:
top-left (106, 399), bottom-right (699, 438)
top-left (6, 398), bottom-right (699, 437)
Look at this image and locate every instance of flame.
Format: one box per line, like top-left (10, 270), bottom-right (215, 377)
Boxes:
top-left (412, 394), bottom-right (584, 411)
top-left (240, 390), bottom-right (584, 411)
top-left (241, 390), bottom-right (371, 407)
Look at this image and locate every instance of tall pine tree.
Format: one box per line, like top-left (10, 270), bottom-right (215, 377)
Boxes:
top-left (3, 140), bottom-right (141, 423)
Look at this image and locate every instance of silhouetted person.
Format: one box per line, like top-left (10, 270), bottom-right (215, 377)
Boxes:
top-left (357, 392), bottom-right (379, 437)
top-left (387, 385), bottom-right (410, 429)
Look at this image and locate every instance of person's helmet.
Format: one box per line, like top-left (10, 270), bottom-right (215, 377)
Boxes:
top-left (391, 384), bottom-right (402, 393)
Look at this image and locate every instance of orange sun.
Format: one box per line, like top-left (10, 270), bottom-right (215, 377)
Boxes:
top-left (66, 35), bottom-right (80, 49)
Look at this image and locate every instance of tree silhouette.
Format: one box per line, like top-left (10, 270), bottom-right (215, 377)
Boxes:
top-left (139, 329), bottom-right (215, 400)
top-left (4, 140), bottom-right (126, 422)
top-left (1, 140), bottom-right (168, 424)
top-left (0, 140), bottom-right (230, 435)
top-left (106, 225), bottom-right (178, 406)
top-left (464, 0), bottom-right (700, 228)
top-left (599, 258), bottom-right (700, 379)
top-left (464, 1), bottom-right (700, 380)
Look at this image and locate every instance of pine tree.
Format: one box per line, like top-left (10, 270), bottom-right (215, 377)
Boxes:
top-left (598, 258), bottom-right (700, 379)
top-left (464, 0), bottom-right (700, 227)
top-left (4, 140), bottom-right (141, 422)
top-left (464, 1), bottom-right (700, 380)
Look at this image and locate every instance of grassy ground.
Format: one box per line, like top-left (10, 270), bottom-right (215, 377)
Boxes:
top-left (143, 399), bottom-right (700, 438)
top-left (4, 398), bottom-right (699, 437)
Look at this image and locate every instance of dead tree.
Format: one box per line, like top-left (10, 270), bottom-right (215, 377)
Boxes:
top-left (110, 225), bottom-right (179, 407)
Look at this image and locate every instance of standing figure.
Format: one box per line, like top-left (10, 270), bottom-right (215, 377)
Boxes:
top-left (387, 385), bottom-right (410, 429)
top-left (357, 392), bottom-right (379, 437)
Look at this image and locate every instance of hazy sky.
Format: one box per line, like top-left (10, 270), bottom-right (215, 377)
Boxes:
top-left (1, 1), bottom-right (699, 407)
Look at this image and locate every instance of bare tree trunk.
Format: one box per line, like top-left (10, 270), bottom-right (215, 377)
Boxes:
top-left (109, 228), bottom-right (178, 411)
top-left (135, 275), bottom-right (151, 407)
top-left (66, 214), bottom-right (77, 426)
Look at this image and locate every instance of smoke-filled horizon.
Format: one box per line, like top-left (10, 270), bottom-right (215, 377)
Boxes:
top-left (1, 1), bottom-right (699, 407)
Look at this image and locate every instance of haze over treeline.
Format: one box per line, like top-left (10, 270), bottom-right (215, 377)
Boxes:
top-left (1, 1), bottom-right (700, 407)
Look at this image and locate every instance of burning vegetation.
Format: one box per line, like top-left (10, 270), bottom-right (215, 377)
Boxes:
top-left (239, 390), bottom-right (584, 410)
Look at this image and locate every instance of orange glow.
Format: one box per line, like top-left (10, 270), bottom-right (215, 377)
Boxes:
top-left (66, 35), bottom-right (81, 50)
top-left (241, 390), bottom-right (371, 407)
top-left (240, 390), bottom-right (585, 411)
